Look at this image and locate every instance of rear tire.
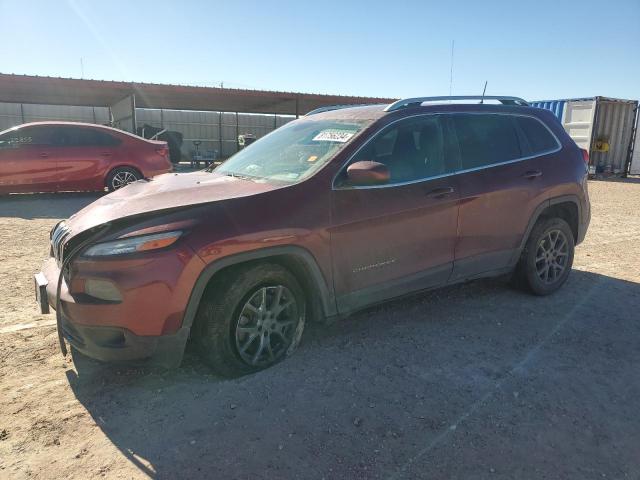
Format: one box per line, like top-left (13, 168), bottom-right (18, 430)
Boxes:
top-left (515, 217), bottom-right (575, 295)
top-left (194, 263), bottom-right (306, 377)
top-left (106, 167), bottom-right (141, 192)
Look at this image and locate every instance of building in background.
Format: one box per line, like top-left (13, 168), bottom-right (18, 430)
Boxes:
top-left (0, 73), bottom-right (394, 161)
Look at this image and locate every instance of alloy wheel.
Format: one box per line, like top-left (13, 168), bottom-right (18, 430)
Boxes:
top-left (111, 170), bottom-right (138, 189)
top-left (234, 285), bottom-right (299, 367)
top-left (535, 229), bottom-right (569, 284)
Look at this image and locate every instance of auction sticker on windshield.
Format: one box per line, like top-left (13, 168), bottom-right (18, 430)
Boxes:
top-left (312, 129), bottom-right (355, 143)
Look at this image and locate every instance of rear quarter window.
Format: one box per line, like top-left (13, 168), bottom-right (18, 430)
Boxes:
top-left (515, 116), bottom-right (560, 155)
top-left (50, 127), bottom-right (120, 147)
top-left (77, 128), bottom-right (120, 147)
top-left (453, 114), bottom-right (521, 170)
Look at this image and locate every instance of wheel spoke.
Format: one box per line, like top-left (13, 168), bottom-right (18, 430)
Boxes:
top-left (244, 303), bottom-right (259, 314)
top-left (272, 285), bottom-right (283, 311)
top-left (276, 319), bottom-right (296, 329)
top-left (237, 325), bottom-right (258, 335)
top-left (240, 333), bottom-right (259, 353)
top-left (266, 338), bottom-right (275, 361)
top-left (271, 329), bottom-right (288, 342)
top-left (275, 300), bottom-right (293, 317)
top-left (556, 237), bottom-right (567, 252)
top-left (252, 334), bottom-right (267, 364)
top-left (260, 287), bottom-right (267, 310)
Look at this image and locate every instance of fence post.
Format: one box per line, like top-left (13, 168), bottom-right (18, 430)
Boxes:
top-left (235, 112), bottom-right (239, 153)
top-left (219, 111), bottom-right (223, 158)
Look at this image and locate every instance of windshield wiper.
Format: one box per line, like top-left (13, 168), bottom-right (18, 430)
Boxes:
top-left (223, 172), bottom-right (257, 182)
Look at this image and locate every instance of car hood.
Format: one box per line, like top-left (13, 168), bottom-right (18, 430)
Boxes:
top-left (65, 171), bottom-right (281, 234)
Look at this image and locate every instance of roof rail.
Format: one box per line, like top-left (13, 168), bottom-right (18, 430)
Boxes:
top-left (384, 95), bottom-right (529, 112)
top-left (305, 104), bottom-right (370, 116)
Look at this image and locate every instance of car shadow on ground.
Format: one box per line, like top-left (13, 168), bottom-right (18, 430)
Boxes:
top-left (0, 192), bottom-right (103, 219)
top-left (65, 270), bottom-right (640, 479)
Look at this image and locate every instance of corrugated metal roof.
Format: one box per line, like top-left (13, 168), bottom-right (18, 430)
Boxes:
top-left (0, 73), bottom-right (396, 115)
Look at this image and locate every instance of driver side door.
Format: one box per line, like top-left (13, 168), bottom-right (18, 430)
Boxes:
top-left (330, 115), bottom-right (460, 313)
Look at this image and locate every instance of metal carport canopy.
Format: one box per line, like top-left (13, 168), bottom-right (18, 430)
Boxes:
top-left (0, 73), bottom-right (394, 116)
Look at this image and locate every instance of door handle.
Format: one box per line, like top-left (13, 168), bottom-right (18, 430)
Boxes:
top-left (426, 186), bottom-right (455, 198)
top-left (522, 170), bottom-right (542, 179)
top-left (39, 152), bottom-right (49, 158)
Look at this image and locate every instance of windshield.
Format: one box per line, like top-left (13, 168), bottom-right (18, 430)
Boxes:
top-left (213, 118), bottom-right (372, 184)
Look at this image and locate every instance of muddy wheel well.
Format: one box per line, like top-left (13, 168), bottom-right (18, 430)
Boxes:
top-left (539, 201), bottom-right (579, 242)
top-left (198, 255), bottom-right (326, 324)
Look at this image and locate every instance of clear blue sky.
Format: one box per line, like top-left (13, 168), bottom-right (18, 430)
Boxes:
top-left (1, 0), bottom-right (639, 101)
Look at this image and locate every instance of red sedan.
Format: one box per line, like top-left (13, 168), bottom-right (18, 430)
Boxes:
top-left (0, 121), bottom-right (172, 193)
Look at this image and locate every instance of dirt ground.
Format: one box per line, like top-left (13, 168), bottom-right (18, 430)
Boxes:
top-left (1, 180), bottom-right (639, 479)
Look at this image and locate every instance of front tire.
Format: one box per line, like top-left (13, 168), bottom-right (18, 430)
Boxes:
top-left (517, 217), bottom-right (575, 295)
top-left (194, 263), bottom-right (306, 377)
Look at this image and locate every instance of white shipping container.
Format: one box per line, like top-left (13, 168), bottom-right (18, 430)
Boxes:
top-left (630, 125), bottom-right (640, 175)
top-left (532, 97), bottom-right (639, 175)
top-left (561, 100), bottom-right (596, 151)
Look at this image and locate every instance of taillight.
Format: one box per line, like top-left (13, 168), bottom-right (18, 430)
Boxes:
top-left (156, 146), bottom-right (169, 157)
top-left (581, 148), bottom-right (589, 164)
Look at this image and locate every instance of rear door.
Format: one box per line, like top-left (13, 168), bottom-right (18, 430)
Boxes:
top-left (449, 112), bottom-right (560, 281)
top-left (53, 126), bottom-right (120, 191)
top-left (330, 115), bottom-right (460, 313)
top-left (0, 126), bottom-right (58, 193)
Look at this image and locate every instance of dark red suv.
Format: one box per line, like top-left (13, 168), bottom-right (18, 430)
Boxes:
top-left (35, 96), bottom-right (590, 376)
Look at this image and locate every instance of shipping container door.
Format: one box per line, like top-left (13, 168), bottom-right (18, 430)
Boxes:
top-left (630, 126), bottom-right (640, 175)
top-left (563, 100), bottom-right (596, 151)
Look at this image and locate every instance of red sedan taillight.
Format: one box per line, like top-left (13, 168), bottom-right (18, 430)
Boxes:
top-left (156, 146), bottom-right (169, 157)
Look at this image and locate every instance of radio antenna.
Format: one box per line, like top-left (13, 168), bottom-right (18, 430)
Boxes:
top-left (480, 80), bottom-right (488, 104)
top-left (449, 40), bottom-right (455, 96)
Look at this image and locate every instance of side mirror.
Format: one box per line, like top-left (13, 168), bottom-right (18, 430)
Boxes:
top-left (346, 161), bottom-right (390, 186)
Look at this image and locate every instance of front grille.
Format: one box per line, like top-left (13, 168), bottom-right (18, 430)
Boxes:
top-left (50, 221), bottom-right (72, 267)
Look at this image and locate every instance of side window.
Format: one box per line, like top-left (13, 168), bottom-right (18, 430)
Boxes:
top-left (515, 116), bottom-right (559, 155)
top-left (340, 116), bottom-right (451, 185)
top-left (72, 128), bottom-right (119, 147)
top-left (371, 129), bottom-right (398, 159)
top-left (3, 126), bottom-right (53, 147)
top-left (50, 127), bottom-right (73, 146)
top-left (50, 127), bottom-right (120, 147)
top-left (0, 132), bottom-right (13, 149)
top-left (453, 114), bottom-right (521, 170)
top-left (93, 130), bottom-right (120, 147)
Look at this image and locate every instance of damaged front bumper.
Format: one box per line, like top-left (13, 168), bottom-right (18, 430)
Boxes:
top-left (35, 257), bottom-right (190, 369)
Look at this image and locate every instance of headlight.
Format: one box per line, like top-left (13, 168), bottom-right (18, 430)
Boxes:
top-left (83, 231), bottom-right (183, 257)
